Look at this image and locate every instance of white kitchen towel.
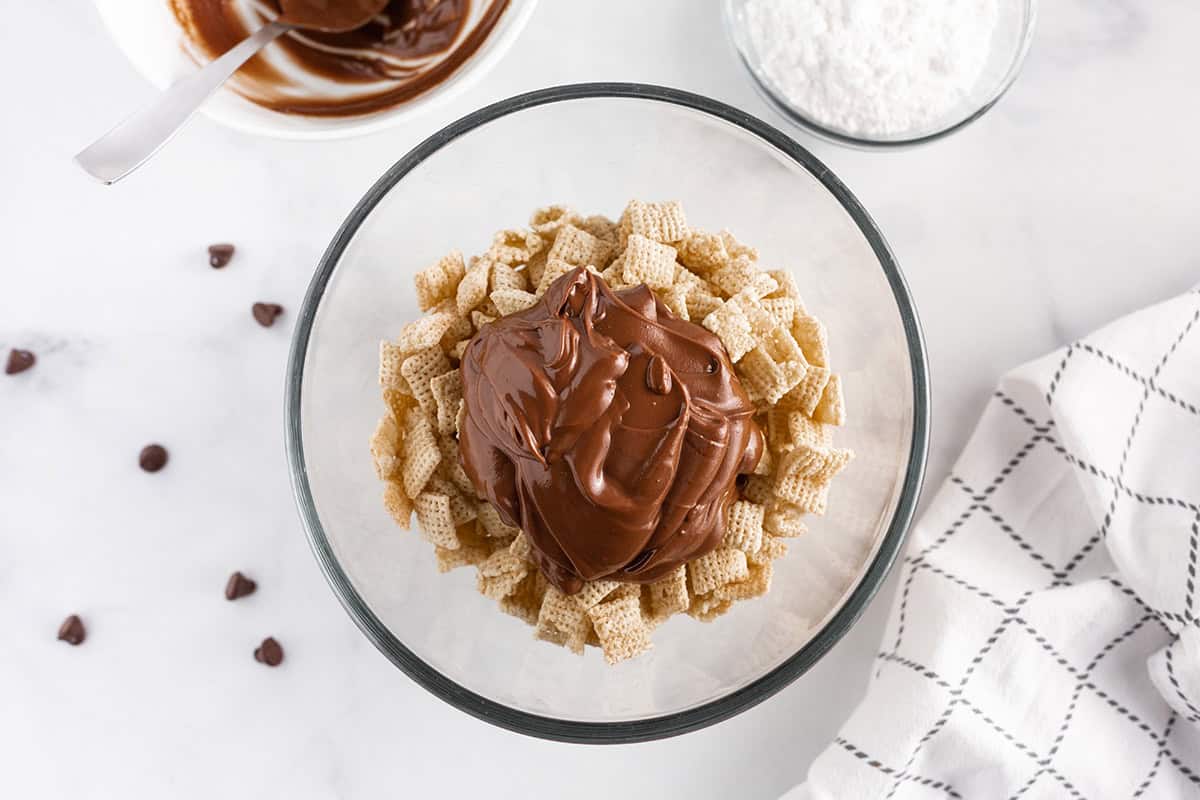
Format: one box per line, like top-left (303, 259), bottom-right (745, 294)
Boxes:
top-left (789, 288), bottom-right (1200, 799)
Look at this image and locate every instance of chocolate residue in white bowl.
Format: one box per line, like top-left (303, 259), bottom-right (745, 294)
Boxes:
top-left (169, 0), bottom-right (509, 117)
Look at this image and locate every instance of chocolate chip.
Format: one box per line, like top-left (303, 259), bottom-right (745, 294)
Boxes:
top-left (208, 243), bottom-right (235, 268)
top-left (5, 348), bottom-right (35, 375)
top-left (139, 444), bottom-right (169, 473)
top-left (706, 356), bottom-right (720, 374)
top-left (57, 615), bottom-right (86, 645)
top-left (254, 637), bottom-right (284, 666)
top-left (225, 571), bottom-right (257, 601)
top-left (646, 354), bottom-right (672, 395)
top-left (252, 303), bottom-right (284, 327)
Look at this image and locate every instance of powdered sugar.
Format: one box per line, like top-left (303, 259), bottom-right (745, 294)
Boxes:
top-left (742, 0), bottom-right (1000, 137)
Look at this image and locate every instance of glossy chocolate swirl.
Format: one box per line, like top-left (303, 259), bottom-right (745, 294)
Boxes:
top-left (458, 268), bottom-right (763, 595)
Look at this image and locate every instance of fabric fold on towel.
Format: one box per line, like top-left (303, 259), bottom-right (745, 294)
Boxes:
top-left (789, 288), bottom-right (1200, 799)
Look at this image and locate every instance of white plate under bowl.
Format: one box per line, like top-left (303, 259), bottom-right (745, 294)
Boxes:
top-left (92, 0), bottom-right (538, 140)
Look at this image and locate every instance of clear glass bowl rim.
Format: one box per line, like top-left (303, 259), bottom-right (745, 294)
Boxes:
top-left (284, 82), bottom-right (931, 744)
top-left (721, 0), bottom-right (1040, 149)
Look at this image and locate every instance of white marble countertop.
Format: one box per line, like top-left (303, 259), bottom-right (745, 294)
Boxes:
top-left (3, 2), bottom-right (1198, 797)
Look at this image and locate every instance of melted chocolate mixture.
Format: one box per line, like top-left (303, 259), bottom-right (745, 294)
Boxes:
top-left (459, 268), bottom-right (764, 595)
top-left (169, 0), bottom-right (508, 116)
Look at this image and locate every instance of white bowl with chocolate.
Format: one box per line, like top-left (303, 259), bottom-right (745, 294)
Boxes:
top-left (92, 0), bottom-right (538, 139)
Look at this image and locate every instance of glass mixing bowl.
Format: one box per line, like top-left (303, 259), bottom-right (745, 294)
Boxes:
top-left (285, 84), bottom-right (929, 742)
top-left (723, 0), bottom-right (1039, 148)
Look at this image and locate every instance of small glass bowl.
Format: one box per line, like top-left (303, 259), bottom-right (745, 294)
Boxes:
top-left (286, 84), bottom-right (930, 742)
top-left (723, 0), bottom-right (1039, 148)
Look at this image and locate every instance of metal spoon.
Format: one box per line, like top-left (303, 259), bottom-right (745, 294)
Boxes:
top-left (75, 0), bottom-right (389, 185)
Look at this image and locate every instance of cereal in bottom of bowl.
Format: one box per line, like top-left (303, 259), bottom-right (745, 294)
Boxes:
top-left (370, 199), bottom-right (851, 664)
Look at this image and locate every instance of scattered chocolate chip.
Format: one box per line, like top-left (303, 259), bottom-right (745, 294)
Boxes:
top-left (208, 243), bottom-right (235, 268)
top-left (58, 615), bottom-right (86, 645)
top-left (254, 637), bottom-right (284, 666)
top-left (225, 571), bottom-right (257, 601)
top-left (5, 348), bottom-right (35, 375)
top-left (138, 444), bottom-right (169, 473)
top-left (646, 354), bottom-right (672, 395)
top-left (706, 356), bottom-right (720, 374)
top-left (252, 303), bottom-right (284, 327)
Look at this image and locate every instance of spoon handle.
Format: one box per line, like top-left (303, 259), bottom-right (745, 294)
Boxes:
top-left (75, 20), bottom-right (290, 185)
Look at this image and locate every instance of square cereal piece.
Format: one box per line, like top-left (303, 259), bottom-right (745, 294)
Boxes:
top-left (414, 251), bottom-right (466, 311)
top-left (547, 224), bottom-right (612, 269)
top-left (435, 435), bottom-right (474, 494)
top-left (766, 270), bottom-right (804, 305)
top-left (439, 312), bottom-right (473, 349)
top-left (737, 347), bottom-right (789, 405)
top-left (382, 481), bottom-right (413, 529)
top-left (524, 249), bottom-right (547, 288)
top-left (677, 229), bottom-right (729, 275)
top-left (536, 586), bottom-right (591, 654)
top-left (741, 474), bottom-right (774, 505)
top-left (414, 492), bottom-right (459, 549)
top-left (688, 548), bottom-right (749, 596)
top-left (713, 560), bottom-right (773, 603)
top-left (401, 408), bottom-right (442, 498)
top-left (477, 502), bottom-right (519, 538)
top-left (384, 388), bottom-right (417, 423)
top-left (401, 347), bottom-right (451, 416)
top-left (792, 315), bottom-right (829, 368)
top-left (370, 415), bottom-right (401, 480)
top-left (499, 571), bottom-right (548, 624)
top-left (814, 373), bottom-right (846, 426)
top-left (761, 297), bottom-right (797, 329)
top-left (600, 257), bottom-right (626, 289)
top-left (476, 549), bottom-right (529, 600)
top-left (719, 229), bottom-right (758, 261)
top-left (621, 200), bottom-right (689, 244)
top-left (646, 565), bottom-right (689, 620)
top-left (621, 234), bottom-right (677, 290)
top-left (749, 534), bottom-right (788, 565)
top-left (587, 594), bottom-right (652, 664)
top-left (779, 366), bottom-right (831, 416)
top-left (580, 214), bottom-right (620, 253)
top-left (535, 256), bottom-right (577, 295)
top-left (456, 258), bottom-right (492, 316)
top-left (470, 309), bottom-right (496, 330)
top-left (529, 204), bottom-right (582, 240)
top-left (490, 288), bottom-right (539, 316)
top-left (378, 340), bottom-right (409, 391)
top-left (428, 475), bottom-right (477, 526)
top-left (723, 500), bottom-right (765, 554)
top-left (709, 256), bottom-right (757, 298)
top-left (450, 339), bottom-right (469, 362)
top-left (397, 310), bottom-right (458, 352)
top-left (686, 286), bottom-right (724, 320)
top-left (508, 531), bottom-right (532, 560)
top-left (489, 262), bottom-right (528, 292)
top-left (787, 411), bottom-right (833, 450)
top-left (702, 301), bottom-right (757, 363)
top-left (781, 444), bottom-right (853, 485)
top-left (688, 595), bottom-right (734, 622)
top-left (774, 472), bottom-right (829, 514)
top-left (765, 504), bottom-right (808, 538)
top-left (488, 228), bottom-right (543, 266)
top-left (574, 579), bottom-right (622, 610)
top-left (435, 539), bottom-right (491, 572)
top-left (430, 370), bottom-right (463, 435)
top-left (659, 284), bottom-right (690, 320)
